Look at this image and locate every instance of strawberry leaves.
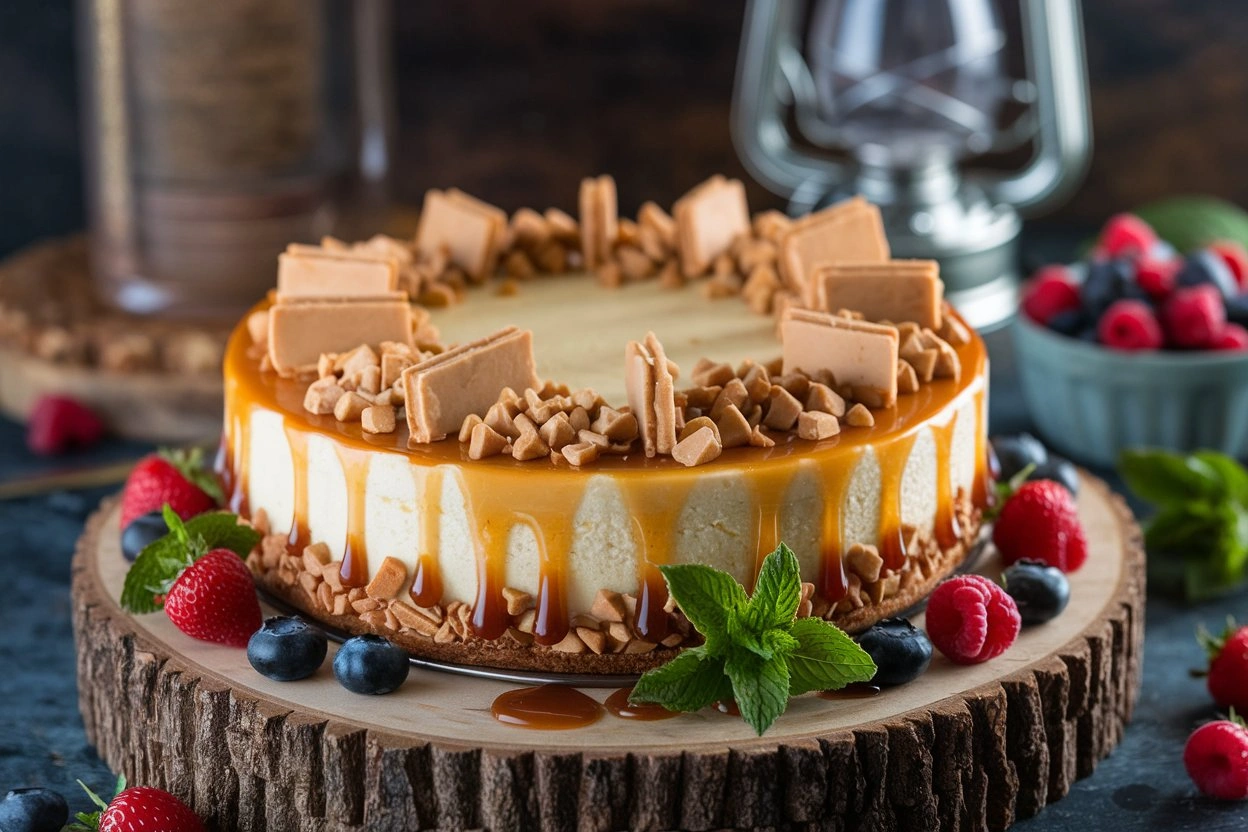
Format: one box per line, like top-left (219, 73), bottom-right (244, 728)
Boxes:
top-left (629, 543), bottom-right (876, 735)
top-left (121, 506), bottom-right (260, 615)
top-left (161, 446), bottom-right (224, 505)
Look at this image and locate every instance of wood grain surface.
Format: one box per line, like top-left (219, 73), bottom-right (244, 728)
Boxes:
top-left (73, 471), bottom-right (1144, 831)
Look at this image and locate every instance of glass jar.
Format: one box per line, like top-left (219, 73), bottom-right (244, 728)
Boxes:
top-left (77, 0), bottom-right (393, 319)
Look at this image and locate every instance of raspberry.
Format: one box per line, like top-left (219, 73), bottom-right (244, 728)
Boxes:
top-left (1097, 299), bottom-right (1163, 350)
top-left (1208, 240), bottom-right (1248, 291)
top-left (1215, 323), bottom-right (1248, 351)
top-left (1183, 717), bottom-right (1248, 801)
top-left (993, 480), bottom-right (1088, 572)
top-left (1162, 284), bottom-right (1227, 348)
top-left (1098, 213), bottom-right (1157, 258)
top-left (1021, 266), bottom-right (1081, 326)
top-left (925, 575), bottom-right (1020, 664)
top-left (1135, 257), bottom-right (1181, 301)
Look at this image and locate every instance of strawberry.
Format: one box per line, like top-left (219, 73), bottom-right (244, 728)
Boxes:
top-left (27, 395), bottom-right (106, 455)
top-left (120, 448), bottom-right (221, 529)
top-left (1183, 712), bottom-right (1248, 801)
top-left (163, 548), bottom-right (262, 647)
top-left (70, 776), bottom-right (205, 832)
top-left (1201, 621), bottom-right (1248, 714)
top-left (992, 480), bottom-right (1088, 573)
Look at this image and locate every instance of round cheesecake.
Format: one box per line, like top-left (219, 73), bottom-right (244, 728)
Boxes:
top-left (223, 273), bottom-right (989, 673)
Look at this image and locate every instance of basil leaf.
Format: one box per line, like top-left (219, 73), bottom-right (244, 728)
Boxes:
top-left (1119, 449), bottom-right (1228, 506)
top-left (786, 617), bottom-right (878, 696)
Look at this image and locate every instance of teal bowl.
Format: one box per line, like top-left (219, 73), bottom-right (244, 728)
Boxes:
top-left (1012, 315), bottom-right (1248, 468)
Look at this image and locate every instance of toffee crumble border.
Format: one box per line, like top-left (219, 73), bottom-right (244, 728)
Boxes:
top-left (72, 473), bottom-right (1145, 831)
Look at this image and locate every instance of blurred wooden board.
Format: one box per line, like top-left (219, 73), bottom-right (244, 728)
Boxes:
top-left (0, 237), bottom-right (225, 442)
top-left (73, 472), bottom-right (1145, 831)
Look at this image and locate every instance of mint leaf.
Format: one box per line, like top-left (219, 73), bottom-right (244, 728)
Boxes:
top-left (657, 563), bottom-right (746, 647)
top-left (1119, 449), bottom-right (1228, 506)
top-left (786, 617), bottom-right (878, 696)
top-left (1193, 451), bottom-right (1248, 505)
top-left (725, 649), bottom-right (790, 736)
top-left (121, 510), bottom-right (260, 614)
top-left (743, 542), bottom-right (802, 631)
top-left (726, 608), bottom-right (799, 660)
top-left (629, 646), bottom-right (732, 712)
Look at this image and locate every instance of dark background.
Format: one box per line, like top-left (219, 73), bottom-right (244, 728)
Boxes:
top-left (4, 0), bottom-right (1248, 258)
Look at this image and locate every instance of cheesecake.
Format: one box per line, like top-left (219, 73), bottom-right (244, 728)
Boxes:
top-left (221, 178), bottom-right (990, 673)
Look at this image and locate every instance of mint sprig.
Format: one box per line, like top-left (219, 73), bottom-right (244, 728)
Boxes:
top-left (120, 505), bottom-right (260, 614)
top-left (629, 543), bottom-right (877, 735)
top-left (1119, 449), bottom-right (1248, 601)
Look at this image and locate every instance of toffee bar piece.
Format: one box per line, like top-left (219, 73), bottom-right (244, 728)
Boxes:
top-left (578, 175), bottom-right (619, 268)
top-left (414, 189), bottom-right (508, 282)
top-left (276, 246), bottom-right (399, 299)
top-left (811, 260), bottom-right (943, 331)
top-left (779, 196), bottom-right (889, 300)
top-left (781, 308), bottom-right (899, 408)
top-left (269, 300), bottom-right (414, 377)
top-left (673, 175), bottom-right (750, 278)
top-left (403, 326), bottom-right (541, 443)
top-left (624, 332), bottom-right (679, 458)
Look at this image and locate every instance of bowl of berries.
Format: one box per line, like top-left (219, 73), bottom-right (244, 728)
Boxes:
top-left (1014, 212), bottom-right (1248, 468)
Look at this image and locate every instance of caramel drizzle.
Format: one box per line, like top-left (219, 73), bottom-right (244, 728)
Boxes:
top-left (972, 387), bottom-right (991, 509)
top-left (816, 452), bottom-right (858, 602)
top-left (931, 413), bottom-right (962, 549)
top-left (408, 467), bottom-right (445, 608)
top-left (338, 448), bottom-right (371, 588)
top-left (875, 434), bottom-right (918, 571)
top-left (619, 475), bottom-right (700, 642)
top-left (284, 424), bottom-right (311, 550)
top-left (749, 466), bottom-right (800, 588)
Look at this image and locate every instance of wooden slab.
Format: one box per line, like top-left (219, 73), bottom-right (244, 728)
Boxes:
top-left (72, 472), bottom-right (1145, 831)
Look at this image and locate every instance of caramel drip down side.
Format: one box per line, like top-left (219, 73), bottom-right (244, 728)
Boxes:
top-left (408, 467), bottom-right (445, 608)
top-left (618, 476), bottom-right (700, 642)
top-left (815, 450), bottom-right (859, 603)
top-left (749, 465), bottom-right (800, 589)
top-left (972, 387), bottom-right (991, 509)
top-left (284, 424), bottom-right (311, 551)
top-left (931, 414), bottom-right (962, 550)
top-left (457, 468), bottom-right (584, 642)
top-left (337, 447), bottom-right (371, 588)
top-left (875, 434), bottom-right (918, 572)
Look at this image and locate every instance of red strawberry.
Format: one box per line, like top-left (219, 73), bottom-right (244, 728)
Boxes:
top-left (993, 480), bottom-right (1088, 573)
top-left (26, 395), bottom-right (106, 455)
top-left (1201, 622), bottom-right (1248, 714)
top-left (1183, 714), bottom-right (1248, 801)
top-left (1162, 284), bottom-right (1226, 349)
top-left (120, 448), bottom-right (221, 529)
top-left (163, 548), bottom-right (262, 647)
top-left (72, 777), bottom-right (205, 832)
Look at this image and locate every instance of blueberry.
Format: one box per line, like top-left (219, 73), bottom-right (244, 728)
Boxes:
top-left (856, 618), bottom-right (933, 686)
top-left (1176, 250), bottom-right (1239, 299)
top-left (990, 433), bottom-right (1048, 481)
top-left (121, 510), bottom-right (170, 562)
top-left (1226, 294), bottom-right (1248, 328)
top-left (247, 616), bottom-right (328, 681)
top-left (333, 634), bottom-right (409, 694)
top-left (1046, 308), bottom-right (1086, 337)
top-left (1029, 455), bottom-right (1079, 496)
top-left (1081, 259), bottom-right (1140, 319)
top-left (0, 787), bottom-right (69, 832)
top-left (1002, 560), bottom-right (1070, 625)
